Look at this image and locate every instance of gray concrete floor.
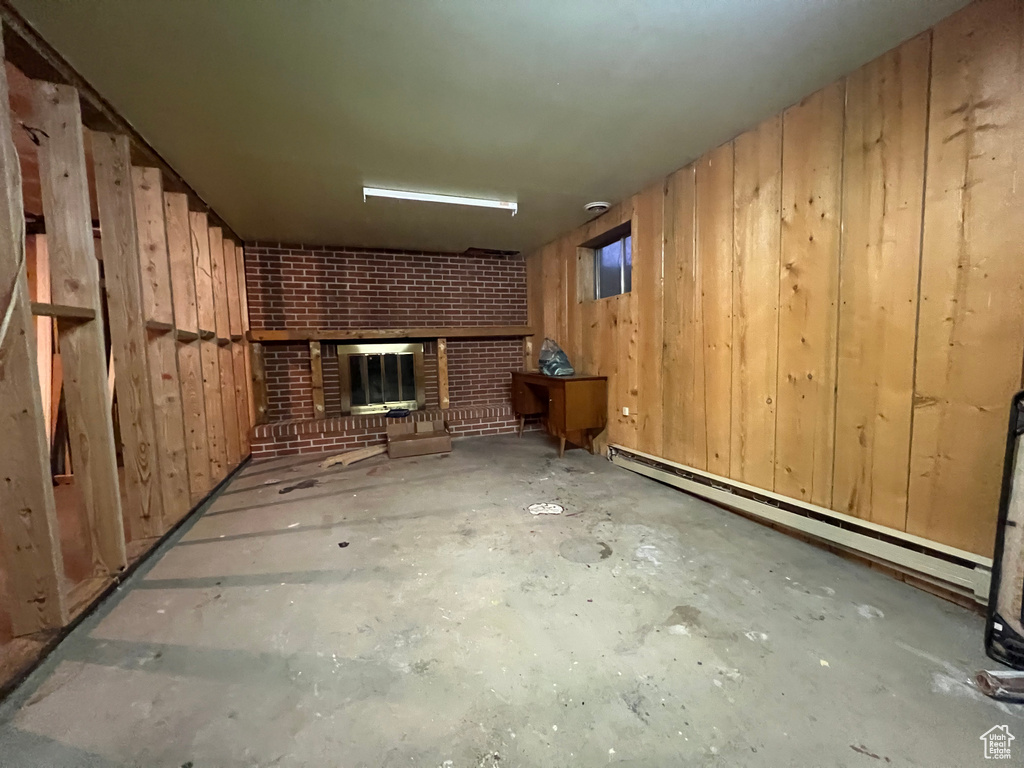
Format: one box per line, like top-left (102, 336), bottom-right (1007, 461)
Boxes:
top-left (0, 433), bottom-right (1018, 767)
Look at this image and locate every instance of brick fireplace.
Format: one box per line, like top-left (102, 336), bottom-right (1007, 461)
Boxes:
top-left (243, 243), bottom-right (537, 458)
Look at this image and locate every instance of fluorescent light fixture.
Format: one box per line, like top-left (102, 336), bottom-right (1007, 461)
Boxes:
top-left (363, 186), bottom-right (517, 216)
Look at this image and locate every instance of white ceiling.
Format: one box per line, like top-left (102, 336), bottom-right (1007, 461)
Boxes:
top-left (13, 0), bottom-right (968, 253)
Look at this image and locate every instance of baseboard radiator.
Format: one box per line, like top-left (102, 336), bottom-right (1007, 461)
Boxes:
top-left (609, 444), bottom-right (992, 605)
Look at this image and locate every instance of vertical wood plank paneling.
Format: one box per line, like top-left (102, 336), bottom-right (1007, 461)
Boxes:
top-left (190, 211), bottom-right (226, 480)
top-left (907, 0), bottom-right (1024, 556)
top-left (833, 34), bottom-right (929, 528)
top-left (662, 165), bottom-right (704, 468)
top-left (165, 193), bottom-right (210, 498)
top-left (634, 183), bottom-right (665, 456)
top-left (540, 241), bottom-right (566, 349)
top-left (731, 116), bottom-right (782, 489)
top-left (130, 165), bottom-right (190, 526)
top-left (34, 82), bottom-right (127, 575)
top-left (696, 142), bottom-right (734, 476)
top-left (775, 82), bottom-right (845, 504)
top-left (0, 44), bottom-right (67, 633)
top-left (92, 132), bottom-right (164, 540)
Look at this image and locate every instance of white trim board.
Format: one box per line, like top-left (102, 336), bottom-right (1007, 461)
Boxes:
top-left (609, 445), bottom-right (992, 603)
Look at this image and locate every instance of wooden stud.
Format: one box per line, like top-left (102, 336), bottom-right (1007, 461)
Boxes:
top-left (309, 340), bottom-right (325, 418)
top-left (93, 132), bottom-right (165, 540)
top-left (165, 192), bottom-right (210, 498)
top-left (209, 227), bottom-right (240, 466)
top-left (251, 341), bottom-right (268, 424)
top-left (189, 211), bottom-right (226, 480)
top-left (437, 337), bottom-right (449, 409)
top-left (34, 81), bottom-right (127, 575)
top-left (0, 40), bottom-right (67, 634)
top-left (232, 344), bottom-right (249, 454)
top-left (130, 165), bottom-right (190, 524)
top-left (235, 244), bottom-right (256, 431)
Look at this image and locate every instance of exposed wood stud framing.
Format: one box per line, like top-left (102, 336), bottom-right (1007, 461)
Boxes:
top-left (130, 164), bottom-right (190, 525)
top-left (33, 79), bottom-right (126, 575)
top-left (93, 131), bottom-right (164, 540)
top-left (0, 30), bottom-right (66, 634)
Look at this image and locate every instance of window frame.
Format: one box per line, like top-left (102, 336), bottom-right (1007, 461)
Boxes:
top-left (593, 233), bottom-right (631, 300)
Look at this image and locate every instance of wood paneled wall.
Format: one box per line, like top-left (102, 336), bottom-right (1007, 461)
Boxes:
top-left (526, 0), bottom-right (1024, 557)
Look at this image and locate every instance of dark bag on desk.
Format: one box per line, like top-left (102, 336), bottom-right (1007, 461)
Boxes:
top-left (539, 338), bottom-right (575, 377)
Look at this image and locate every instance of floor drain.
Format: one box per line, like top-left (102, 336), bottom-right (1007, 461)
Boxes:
top-left (528, 502), bottom-right (563, 515)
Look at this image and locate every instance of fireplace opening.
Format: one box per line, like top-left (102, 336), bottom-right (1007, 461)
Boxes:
top-left (338, 342), bottom-right (425, 415)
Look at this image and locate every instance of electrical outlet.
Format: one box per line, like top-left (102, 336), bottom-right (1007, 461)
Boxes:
top-left (622, 406), bottom-right (629, 416)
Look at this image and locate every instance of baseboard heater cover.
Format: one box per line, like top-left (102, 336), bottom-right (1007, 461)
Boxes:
top-left (609, 445), bottom-right (992, 604)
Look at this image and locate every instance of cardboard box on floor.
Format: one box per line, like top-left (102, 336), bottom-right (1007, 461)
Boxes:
top-left (386, 420), bottom-right (452, 458)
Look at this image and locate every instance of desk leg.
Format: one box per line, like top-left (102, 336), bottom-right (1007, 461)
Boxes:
top-left (558, 436), bottom-right (566, 458)
top-left (518, 414), bottom-right (524, 437)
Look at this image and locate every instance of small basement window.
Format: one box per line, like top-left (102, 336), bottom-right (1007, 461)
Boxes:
top-left (591, 226), bottom-right (631, 299)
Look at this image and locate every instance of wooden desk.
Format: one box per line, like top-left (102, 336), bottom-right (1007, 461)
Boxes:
top-left (511, 371), bottom-right (608, 457)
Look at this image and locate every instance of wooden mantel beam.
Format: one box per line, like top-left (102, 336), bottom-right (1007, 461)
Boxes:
top-left (248, 326), bottom-right (534, 342)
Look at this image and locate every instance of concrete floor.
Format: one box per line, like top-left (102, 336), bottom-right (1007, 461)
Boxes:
top-left (0, 433), bottom-right (1018, 766)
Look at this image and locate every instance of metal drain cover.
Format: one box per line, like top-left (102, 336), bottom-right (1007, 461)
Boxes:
top-left (528, 502), bottom-right (563, 515)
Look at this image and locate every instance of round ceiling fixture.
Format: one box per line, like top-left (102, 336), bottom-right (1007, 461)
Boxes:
top-left (584, 201), bottom-right (610, 214)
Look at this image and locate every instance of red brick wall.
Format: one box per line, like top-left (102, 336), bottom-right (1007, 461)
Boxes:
top-left (247, 244), bottom-right (527, 424)
top-left (245, 244), bottom-right (526, 330)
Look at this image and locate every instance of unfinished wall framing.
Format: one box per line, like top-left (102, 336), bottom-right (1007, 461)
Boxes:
top-left (0, 23), bottom-right (253, 689)
top-left (527, 0), bottom-right (1024, 561)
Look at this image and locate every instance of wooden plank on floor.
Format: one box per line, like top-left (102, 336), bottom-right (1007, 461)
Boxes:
top-left (833, 34), bottom-right (929, 529)
top-left (0, 44), bottom-right (67, 634)
top-left (131, 166), bottom-right (191, 524)
top-left (774, 82), bottom-right (844, 506)
top-left (93, 132), bottom-right (165, 541)
top-left (906, 1), bottom-right (1024, 556)
top-left (190, 211), bottom-right (226, 480)
top-left (165, 192), bottom-right (210, 498)
top-left (437, 337), bottom-right (449, 409)
top-left (34, 81), bottom-right (127, 575)
top-left (695, 142), bottom-right (734, 477)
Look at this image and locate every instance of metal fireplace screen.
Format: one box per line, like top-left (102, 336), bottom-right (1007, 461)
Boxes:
top-left (337, 342), bottom-right (425, 415)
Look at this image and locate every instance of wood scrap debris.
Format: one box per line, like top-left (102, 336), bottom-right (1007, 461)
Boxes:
top-left (320, 443), bottom-right (386, 469)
